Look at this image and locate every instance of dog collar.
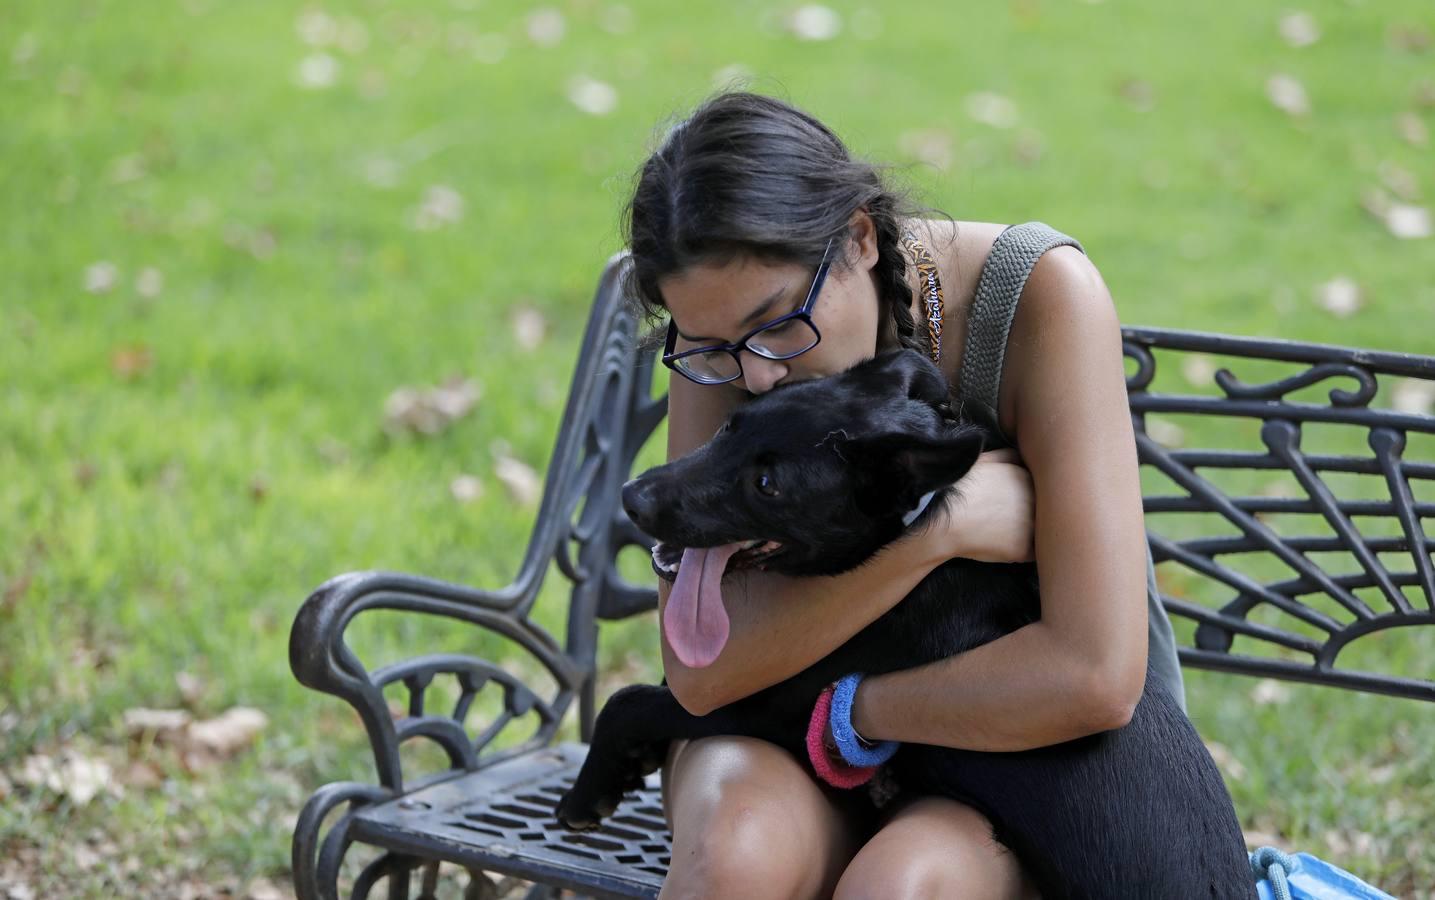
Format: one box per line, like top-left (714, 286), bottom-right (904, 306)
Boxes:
top-left (902, 490), bottom-right (937, 527)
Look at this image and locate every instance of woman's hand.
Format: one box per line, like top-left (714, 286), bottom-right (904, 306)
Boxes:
top-left (931, 448), bottom-right (1035, 563)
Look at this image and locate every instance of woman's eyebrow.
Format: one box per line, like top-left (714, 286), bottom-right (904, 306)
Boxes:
top-left (676, 283), bottom-right (794, 343)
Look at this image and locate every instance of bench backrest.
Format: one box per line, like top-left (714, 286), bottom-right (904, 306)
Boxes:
top-left (528, 254), bottom-right (1435, 734)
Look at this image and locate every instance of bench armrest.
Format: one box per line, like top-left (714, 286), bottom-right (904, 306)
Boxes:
top-left (290, 569), bottom-right (585, 793)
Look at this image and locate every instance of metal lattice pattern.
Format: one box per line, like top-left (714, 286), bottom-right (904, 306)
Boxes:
top-left (351, 743), bottom-right (669, 900)
top-left (1123, 329), bottom-right (1435, 700)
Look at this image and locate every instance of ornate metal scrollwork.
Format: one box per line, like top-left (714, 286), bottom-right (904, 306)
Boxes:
top-left (1122, 328), bottom-right (1435, 701)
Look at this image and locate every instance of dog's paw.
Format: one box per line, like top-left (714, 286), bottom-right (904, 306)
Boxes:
top-left (555, 782), bottom-right (623, 832)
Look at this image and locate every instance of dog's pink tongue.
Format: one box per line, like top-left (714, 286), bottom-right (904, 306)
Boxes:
top-left (664, 542), bottom-right (743, 668)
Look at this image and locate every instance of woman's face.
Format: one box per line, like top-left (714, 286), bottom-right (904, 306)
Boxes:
top-left (658, 215), bottom-right (886, 395)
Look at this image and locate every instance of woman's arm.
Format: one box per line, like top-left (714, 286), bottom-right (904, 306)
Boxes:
top-left (851, 248), bottom-right (1151, 751)
top-left (660, 524), bottom-right (949, 715)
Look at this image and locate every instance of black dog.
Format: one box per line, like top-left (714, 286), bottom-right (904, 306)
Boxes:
top-left (556, 349), bottom-right (1253, 898)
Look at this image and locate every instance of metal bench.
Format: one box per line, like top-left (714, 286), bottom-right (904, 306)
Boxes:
top-left (288, 251), bottom-right (1435, 899)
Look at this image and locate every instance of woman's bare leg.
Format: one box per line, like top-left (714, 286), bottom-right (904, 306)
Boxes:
top-left (659, 736), bottom-right (868, 900)
top-left (833, 796), bottom-right (1040, 900)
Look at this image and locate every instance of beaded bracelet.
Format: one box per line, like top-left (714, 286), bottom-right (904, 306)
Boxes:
top-left (829, 673), bottom-right (900, 768)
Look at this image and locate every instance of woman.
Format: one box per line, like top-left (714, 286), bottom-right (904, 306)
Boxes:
top-left (622, 90), bottom-right (1186, 900)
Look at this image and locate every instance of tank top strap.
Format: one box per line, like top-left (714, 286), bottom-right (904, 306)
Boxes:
top-left (958, 222), bottom-right (1086, 440)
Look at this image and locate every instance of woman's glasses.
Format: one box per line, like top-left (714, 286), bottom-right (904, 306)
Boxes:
top-left (662, 237), bottom-right (835, 386)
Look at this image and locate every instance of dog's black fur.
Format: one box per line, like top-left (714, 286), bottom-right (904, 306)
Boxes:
top-left (556, 349), bottom-right (1253, 898)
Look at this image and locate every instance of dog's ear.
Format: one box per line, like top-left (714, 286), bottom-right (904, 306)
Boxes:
top-left (844, 425), bottom-right (985, 518)
top-left (861, 349), bottom-right (951, 411)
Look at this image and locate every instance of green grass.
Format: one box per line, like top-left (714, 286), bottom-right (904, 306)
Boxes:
top-left (2, 0), bottom-right (1433, 895)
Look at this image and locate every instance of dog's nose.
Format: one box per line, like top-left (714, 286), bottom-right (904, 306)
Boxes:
top-left (621, 478), bottom-right (658, 529)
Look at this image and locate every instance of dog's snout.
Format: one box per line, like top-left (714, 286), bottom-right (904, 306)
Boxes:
top-left (621, 478), bottom-right (659, 529)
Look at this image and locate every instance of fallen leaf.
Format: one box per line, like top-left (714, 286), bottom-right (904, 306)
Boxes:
top-left (246, 879), bottom-right (287, 900)
top-left (295, 53), bottom-right (339, 90)
top-left (84, 261), bottom-right (118, 293)
top-left (1396, 111), bottom-right (1428, 147)
top-left (472, 33), bottom-right (508, 64)
top-left (18, 751), bottom-right (114, 806)
top-left (1180, 354), bottom-right (1217, 387)
top-left (897, 128), bottom-right (954, 172)
top-left (134, 266), bottom-right (163, 298)
top-left (295, 9), bottom-right (338, 46)
top-left (110, 344), bottom-right (154, 379)
top-left (1392, 378), bottom-right (1435, 415)
top-left (407, 184), bottom-right (464, 230)
top-left (965, 91), bottom-right (1019, 129)
top-left (1250, 678), bottom-right (1291, 705)
top-left (1387, 23), bottom-right (1432, 54)
top-left (511, 305), bottom-right (548, 350)
top-left (1278, 11), bottom-right (1319, 47)
top-left (1315, 276), bottom-right (1363, 317)
top-left (175, 670), bottom-right (205, 707)
top-left (1377, 161), bottom-right (1421, 202)
top-left (566, 75), bottom-right (618, 116)
top-left (1145, 417), bottom-right (1185, 448)
top-left (187, 707), bottom-right (267, 757)
top-left (495, 455), bottom-right (542, 506)
top-left (123, 708), bottom-right (193, 741)
top-left (786, 4), bottom-right (841, 41)
top-left (450, 474), bottom-right (484, 503)
top-left (599, 4), bottom-right (634, 35)
top-left (527, 8), bottom-right (565, 47)
top-left (383, 376), bottom-right (481, 436)
top-left (1266, 74), bottom-right (1310, 117)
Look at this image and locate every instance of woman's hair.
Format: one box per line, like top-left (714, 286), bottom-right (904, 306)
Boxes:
top-left (622, 90), bottom-right (952, 356)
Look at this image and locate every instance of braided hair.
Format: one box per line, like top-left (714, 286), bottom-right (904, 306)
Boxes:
top-left (621, 90), bottom-right (952, 359)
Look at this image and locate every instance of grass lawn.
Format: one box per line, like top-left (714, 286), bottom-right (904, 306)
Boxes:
top-left (2, 0), bottom-right (1432, 895)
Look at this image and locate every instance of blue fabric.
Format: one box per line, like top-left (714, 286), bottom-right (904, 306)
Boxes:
top-left (829, 674), bottom-right (900, 767)
top-left (1250, 848), bottom-right (1397, 900)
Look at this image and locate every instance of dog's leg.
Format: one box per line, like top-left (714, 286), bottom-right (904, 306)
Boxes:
top-left (556, 684), bottom-right (777, 831)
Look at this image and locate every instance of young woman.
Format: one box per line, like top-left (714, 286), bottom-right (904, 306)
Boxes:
top-left (621, 90), bottom-right (1186, 900)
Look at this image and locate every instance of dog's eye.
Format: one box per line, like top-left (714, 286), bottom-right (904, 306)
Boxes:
top-left (754, 472), bottom-right (779, 497)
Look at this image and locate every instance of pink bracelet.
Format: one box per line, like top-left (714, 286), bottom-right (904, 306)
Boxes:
top-left (805, 684), bottom-right (880, 789)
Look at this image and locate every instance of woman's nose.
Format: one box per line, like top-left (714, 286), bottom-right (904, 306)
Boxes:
top-left (740, 352), bottom-right (788, 395)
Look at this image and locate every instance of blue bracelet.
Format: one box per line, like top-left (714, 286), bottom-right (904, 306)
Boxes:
top-left (829, 673), bottom-right (900, 767)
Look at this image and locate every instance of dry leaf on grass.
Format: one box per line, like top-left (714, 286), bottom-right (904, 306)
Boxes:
top-left (1361, 187), bottom-right (1433, 239)
top-left (567, 76), bottom-right (618, 116)
top-left (1266, 74), bottom-right (1310, 117)
top-left (1180, 354), bottom-right (1217, 387)
top-left (1315, 276), bottom-right (1363, 318)
top-left (1396, 111), bottom-right (1429, 147)
top-left (786, 5), bottom-right (842, 41)
top-left (1278, 11), bottom-right (1319, 47)
top-left (17, 751), bottom-right (114, 806)
top-left (495, 455), bottom-right (541, 506)
top-left (897, 128), bottom-right (954, 172)
top-left (526, 8), bottom-right (565, 47)
top-left (1392, 378), bottom-right (1435, 415)
top-left (84, 261), bottom-right (118, 293)
top-left (1250, 678), bottom-right (1292, 705)
top-left (965, 91), bottom-right (1019, 129)
top-left (511, 306), bottom-right (548, 350)
top-left (383, 376), bottom-right (481, 436)
top-left (450, 474), bottom-right (484, 503)
top-left (407, 184), bottom-right (465, 230)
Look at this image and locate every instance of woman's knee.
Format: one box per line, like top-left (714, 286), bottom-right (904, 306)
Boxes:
top-left (660, 736), bottom-right (861, 900)
top-left (834, 798), bottom-right (1037, 900)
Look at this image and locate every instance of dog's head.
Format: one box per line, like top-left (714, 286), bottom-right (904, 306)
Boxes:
top-left (624, 349), bottom-right (986, 667)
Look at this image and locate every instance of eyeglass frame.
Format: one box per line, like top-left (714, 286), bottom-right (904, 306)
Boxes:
top-left (662, 236), bottom-right (836, 386)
